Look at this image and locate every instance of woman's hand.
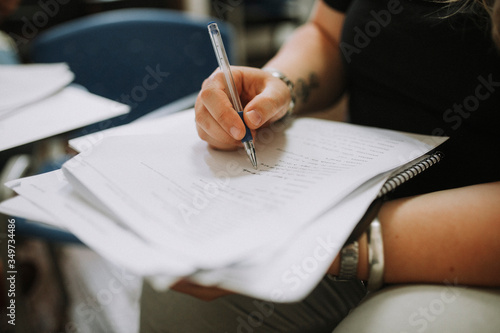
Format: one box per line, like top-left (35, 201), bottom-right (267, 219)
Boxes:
top-left (194, 66), bottom-right (291, 151)
top-left (171, 279), bottom-right (234, 301)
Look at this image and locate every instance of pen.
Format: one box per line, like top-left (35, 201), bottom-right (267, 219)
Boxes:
top-left (207, 22), bottom-right (258, 169)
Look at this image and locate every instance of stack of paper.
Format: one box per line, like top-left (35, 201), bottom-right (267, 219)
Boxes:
top-left (0, 109), bottom-right (447, 302)
top-left (0, 63), bottom-right (130, 152)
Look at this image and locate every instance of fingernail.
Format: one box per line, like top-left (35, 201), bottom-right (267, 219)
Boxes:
top-left (230, 126), bottom-right (241, 139)
top-left (246, 110), bottom-right (262, 126)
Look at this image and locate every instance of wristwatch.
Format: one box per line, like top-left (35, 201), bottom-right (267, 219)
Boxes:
top-left (337, 240), bottom-right (359, 281)
top-left (332, 218), bottom-right (385, 291)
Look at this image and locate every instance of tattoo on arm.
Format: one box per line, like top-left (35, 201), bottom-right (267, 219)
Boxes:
top-left (295, 72), bottom-right (320, 104)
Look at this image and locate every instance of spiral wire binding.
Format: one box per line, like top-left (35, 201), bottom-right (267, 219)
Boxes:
top-left (346, 151), bottom-right (444, 244)
top-left (377, 151), bottom-right (444, 198)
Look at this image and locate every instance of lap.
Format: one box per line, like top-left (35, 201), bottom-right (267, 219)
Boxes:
top-left (140, 277), bottom-right (366, 333)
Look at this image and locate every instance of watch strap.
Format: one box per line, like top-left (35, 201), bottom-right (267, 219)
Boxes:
top-left (337, 240), bottom-right (359, 281)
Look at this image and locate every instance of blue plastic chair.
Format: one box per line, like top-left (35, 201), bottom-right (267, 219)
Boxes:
top-left (29, 8), bottom-right (236, 134)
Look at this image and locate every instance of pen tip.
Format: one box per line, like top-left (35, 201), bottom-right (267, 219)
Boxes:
top-left (243, 141), bottom-right (258, 170)
top-left (250, 155), bottom-right (258, 170)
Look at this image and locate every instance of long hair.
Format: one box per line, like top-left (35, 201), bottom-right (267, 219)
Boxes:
top-left (445, 0), bottom-right (500, 47)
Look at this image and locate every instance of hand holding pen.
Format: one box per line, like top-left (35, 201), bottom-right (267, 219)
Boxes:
top-left (207, 22), bottom-right (257, 168)
top-left (194, 23), bottom-right (292, 167)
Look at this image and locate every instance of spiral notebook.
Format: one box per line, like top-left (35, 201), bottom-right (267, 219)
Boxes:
top-left (346, 151), bottom-right (444, 243)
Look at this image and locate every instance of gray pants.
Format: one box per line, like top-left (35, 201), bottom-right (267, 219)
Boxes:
top-left (139, 277), bottom-right (366, 333)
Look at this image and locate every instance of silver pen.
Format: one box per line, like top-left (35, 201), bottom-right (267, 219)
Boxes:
top-left (207, 22), bottom-right (258, 169)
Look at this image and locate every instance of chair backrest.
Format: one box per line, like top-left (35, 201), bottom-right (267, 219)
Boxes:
top-left (29, 8), bottom-right (235, 132)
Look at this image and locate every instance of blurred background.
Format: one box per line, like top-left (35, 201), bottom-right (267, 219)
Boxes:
top-left (3, 0), bottom-right (316, 67)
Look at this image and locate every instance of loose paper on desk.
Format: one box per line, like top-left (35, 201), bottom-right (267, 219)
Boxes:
top-left (0, 63), bottom-right (130, 151)
top-left (0, 63), bottom-right (73, 115)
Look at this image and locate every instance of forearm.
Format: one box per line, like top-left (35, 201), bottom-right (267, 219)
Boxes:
top-left (329, 181), bottom-right (500, 287)
top-left (263, 2), bottom-right (346, 114)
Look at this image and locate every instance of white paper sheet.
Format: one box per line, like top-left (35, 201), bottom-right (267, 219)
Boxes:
top-left (188, 174), bottom-right (388, 302)
top-left (4, 170), bottom-right (194, 279)
top-left (68, 108), bottom-right (194, 153)
top-left (1, 109), bottom-right (448, 301)
top-left (1, 169), bottom-right (388, 301)
top-left (0, 63), bottom-right (74, 115)
top-left (0, 85), bottom-right (129, 151)
top-left (61, 110), bottom-right (445, 269)
top-left (0, 195), bottom-right (55, 225)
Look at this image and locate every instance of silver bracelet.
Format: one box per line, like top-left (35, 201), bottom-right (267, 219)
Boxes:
top-left (262, 68), bottom-right (296, 117)
top-left (367, 217), bottom-right (384, 292)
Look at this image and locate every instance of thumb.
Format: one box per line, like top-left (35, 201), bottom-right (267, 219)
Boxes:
top-left (243, 79), bottom-right (291, 129)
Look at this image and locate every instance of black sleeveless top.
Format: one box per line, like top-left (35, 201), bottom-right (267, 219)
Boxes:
top-left (323, 0), bottom-right (500, 197)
